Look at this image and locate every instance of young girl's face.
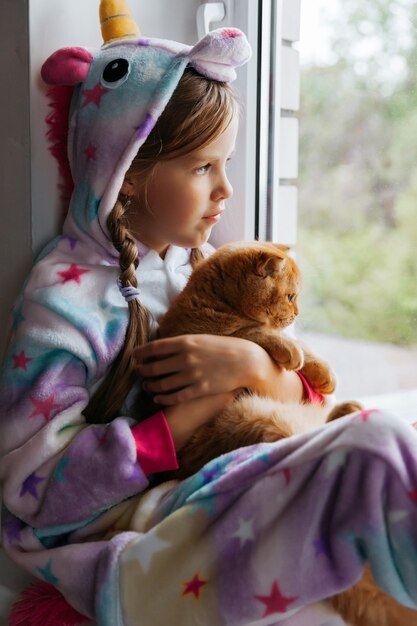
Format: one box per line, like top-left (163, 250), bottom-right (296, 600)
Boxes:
top-left (127, 116), bottom-right (238, 256)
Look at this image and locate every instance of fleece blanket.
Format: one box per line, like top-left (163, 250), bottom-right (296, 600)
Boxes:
top-left (98, 409), bottom-right (417, 626)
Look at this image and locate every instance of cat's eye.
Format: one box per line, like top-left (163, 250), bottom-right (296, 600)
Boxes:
top-left (288, 293), bottom-right (295, 302)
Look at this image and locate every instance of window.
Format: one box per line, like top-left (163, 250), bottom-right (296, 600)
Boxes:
top-left (298, 0), bottom-right (417, 413)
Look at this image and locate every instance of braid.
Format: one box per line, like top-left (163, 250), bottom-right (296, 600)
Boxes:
top-left (190, 247), bottom-right (206, 269)
top-left (84, 198), bottom-right (151, 424)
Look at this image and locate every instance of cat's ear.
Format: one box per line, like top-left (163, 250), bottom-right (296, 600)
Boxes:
top-left (275, 243), bottom-right (290, 253)
top-left (257, 254), bottom-right (286, 277)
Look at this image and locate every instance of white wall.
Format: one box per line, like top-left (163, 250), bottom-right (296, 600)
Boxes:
top-left (0, 0), bottom-right (32, 360)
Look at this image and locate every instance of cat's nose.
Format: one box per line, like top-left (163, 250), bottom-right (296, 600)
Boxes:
top-left (294, 302), bottom-right (299, 315)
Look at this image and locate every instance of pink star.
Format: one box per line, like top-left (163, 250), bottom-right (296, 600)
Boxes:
top-left (82, 82), bottom-right (109, 108)
top-left (182, 573), bottom-right (207, 599)
top-left (221, 28), bottom-right (241, 38)
top-left (30, 393), bottom-right (63, 422)
top-left (354, 409), bottom-right (378, 423)
top-left (268, 466), bottom-right (292, 483)
top-left (96, 428), bottom-right (109, 448)
top-left (12, 350), bottom-right (32, 371)
top-left (84, 143), bottom-right (97, 161)
top-left (57, 263), bottom-right (90, 285)
top-left (255, 580), bottom-right (298, 616)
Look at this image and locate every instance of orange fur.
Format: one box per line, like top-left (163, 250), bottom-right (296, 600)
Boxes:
top-left (155, 241), bottom-right (416, 626)
top-left (159, 241), bottom-right (335, 386)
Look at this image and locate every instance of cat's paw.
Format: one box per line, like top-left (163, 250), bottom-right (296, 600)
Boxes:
top-left (327, 401), bottom-right (364, 422)
top-left (275, 343), bottom-right (304, 371)
top-left (300, 361), bottom-right (337, 394)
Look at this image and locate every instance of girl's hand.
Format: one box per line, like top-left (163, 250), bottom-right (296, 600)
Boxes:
top-left (133, 334), bottom-right (261, 405)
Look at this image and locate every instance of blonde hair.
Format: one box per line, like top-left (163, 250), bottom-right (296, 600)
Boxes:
top-left (84, 68), bottom-right (237, 423)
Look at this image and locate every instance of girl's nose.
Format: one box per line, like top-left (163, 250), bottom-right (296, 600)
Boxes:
top-left (212, 173), bottom-right (233, 201)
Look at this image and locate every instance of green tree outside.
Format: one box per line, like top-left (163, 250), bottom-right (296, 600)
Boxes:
top-left (298, 0), bottom-right (417, 346)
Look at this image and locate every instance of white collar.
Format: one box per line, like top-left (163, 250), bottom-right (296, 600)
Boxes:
top-left (135, 240), bottom-right (191, 271)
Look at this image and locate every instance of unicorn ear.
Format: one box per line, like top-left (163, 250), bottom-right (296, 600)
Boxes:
top-left (41, 48), bottom-right (94, 86)
top-left (189, 28), bottom-right (252, 82)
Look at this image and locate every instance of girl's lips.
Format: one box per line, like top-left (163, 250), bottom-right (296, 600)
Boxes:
top-left (202, 211), bottom-right (223, 223)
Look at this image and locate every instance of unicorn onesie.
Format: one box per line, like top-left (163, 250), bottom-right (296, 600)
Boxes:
top-left (2, 2), bottom-right (417, 626)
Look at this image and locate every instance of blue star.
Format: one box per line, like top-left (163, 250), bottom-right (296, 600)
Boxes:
top-left (105, 318), bottom-right (123, 342)
top-left (12, 308), bottom-right (25, 330)
top-left (37, 559), bottom-right (59, 585)
top-left (19, 473), bottom-right (46, 499)
top-left (313, 535), bottom-right (331, 558)
top-left (339, 530), bottom-right (366, 560)
top-left (54, 457), bottom-right (71, 483)
top-left (258, 451), bottom-right (270, 465)
top-left (87, 197), bottom-right (101, 223)
top-left (192, 493), bottom-right (217, 516)
top-left (201, 462), bottom-right (223, 484)
top-left (3, 515), bottom-right (25, 544)
top-left (61, 235), bottom-right (77, 250)
top-left (339, 530), bottom-right (356, 545)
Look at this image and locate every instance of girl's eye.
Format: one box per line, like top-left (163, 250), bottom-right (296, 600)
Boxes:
top-left (288, 293), bottom-right (295, 302)
top-left (195, 164), bottom-right (211, 175)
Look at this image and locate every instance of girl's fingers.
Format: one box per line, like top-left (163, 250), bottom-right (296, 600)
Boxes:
top-left (134, 336), bottom-right (189, 362)
top-left (136, 354), bottom-right (184, 378)
top-left (144, 372), bottom-right (192, 394)
top-left (153, 386), bottom-right (196, 405)
top-left (154, 381), bottom-right (210, 405)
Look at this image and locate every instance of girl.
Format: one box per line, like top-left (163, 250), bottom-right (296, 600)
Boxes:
top-left (0, 3), bottom-right (299, 622)
top-left (2, 4), bottom-right (417, 626)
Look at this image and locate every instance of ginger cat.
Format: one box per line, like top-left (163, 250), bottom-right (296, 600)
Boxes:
top-left (151, 241), bottom-right (417, 626)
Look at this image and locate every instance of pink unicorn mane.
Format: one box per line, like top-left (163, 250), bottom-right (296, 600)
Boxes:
top-left (45, 85), bottom-right (75, 220)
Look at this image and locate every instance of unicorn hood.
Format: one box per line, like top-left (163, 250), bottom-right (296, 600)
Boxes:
top-left (41, 0), bottom-right (251, 258)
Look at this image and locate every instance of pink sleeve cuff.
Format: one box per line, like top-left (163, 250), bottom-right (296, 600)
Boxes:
top-left (296, 371), bottom-right (325, 406)
top-left (131, 411), bottom-right (179, 476)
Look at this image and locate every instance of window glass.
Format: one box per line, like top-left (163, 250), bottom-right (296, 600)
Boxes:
top-left (298, 0), bottom-right (417, 406)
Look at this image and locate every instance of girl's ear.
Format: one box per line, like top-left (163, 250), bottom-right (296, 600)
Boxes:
top-left (119, 178), bottom-right (135, 196)
top-left (189, 28), bottom-right (252, 82)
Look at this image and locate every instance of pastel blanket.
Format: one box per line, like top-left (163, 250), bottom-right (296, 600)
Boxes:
top-left (101, 409), bottom-right (417, 625)
top-left (3, 393), bottom-right (417, 623)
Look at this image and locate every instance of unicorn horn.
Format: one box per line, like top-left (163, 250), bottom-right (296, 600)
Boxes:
top-left (100, 0), bottom-right (141, 44)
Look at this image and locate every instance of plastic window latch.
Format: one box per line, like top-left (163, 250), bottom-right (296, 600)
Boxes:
top-left (196, 2), bottom-right (226, 38)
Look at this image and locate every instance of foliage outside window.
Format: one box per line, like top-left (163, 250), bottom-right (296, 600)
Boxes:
top-left (298, 0), bottom-right (417, 347)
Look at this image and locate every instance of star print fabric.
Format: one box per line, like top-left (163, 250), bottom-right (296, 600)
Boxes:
top-left (112, 410), bottom-right (417, 626)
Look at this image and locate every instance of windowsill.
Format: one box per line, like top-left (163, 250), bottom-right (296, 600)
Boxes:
top-left (359, 388), bottom-right (417, 422)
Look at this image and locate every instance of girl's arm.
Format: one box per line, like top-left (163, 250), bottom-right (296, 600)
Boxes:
top-left (134, 334), bottom-right (304, 405)
top-left (246, 346), bottom-right (304, 402)
top-left (0, 248), bottom-right (180, 530)
top-left (165, 391), bottom-right (237, 450)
